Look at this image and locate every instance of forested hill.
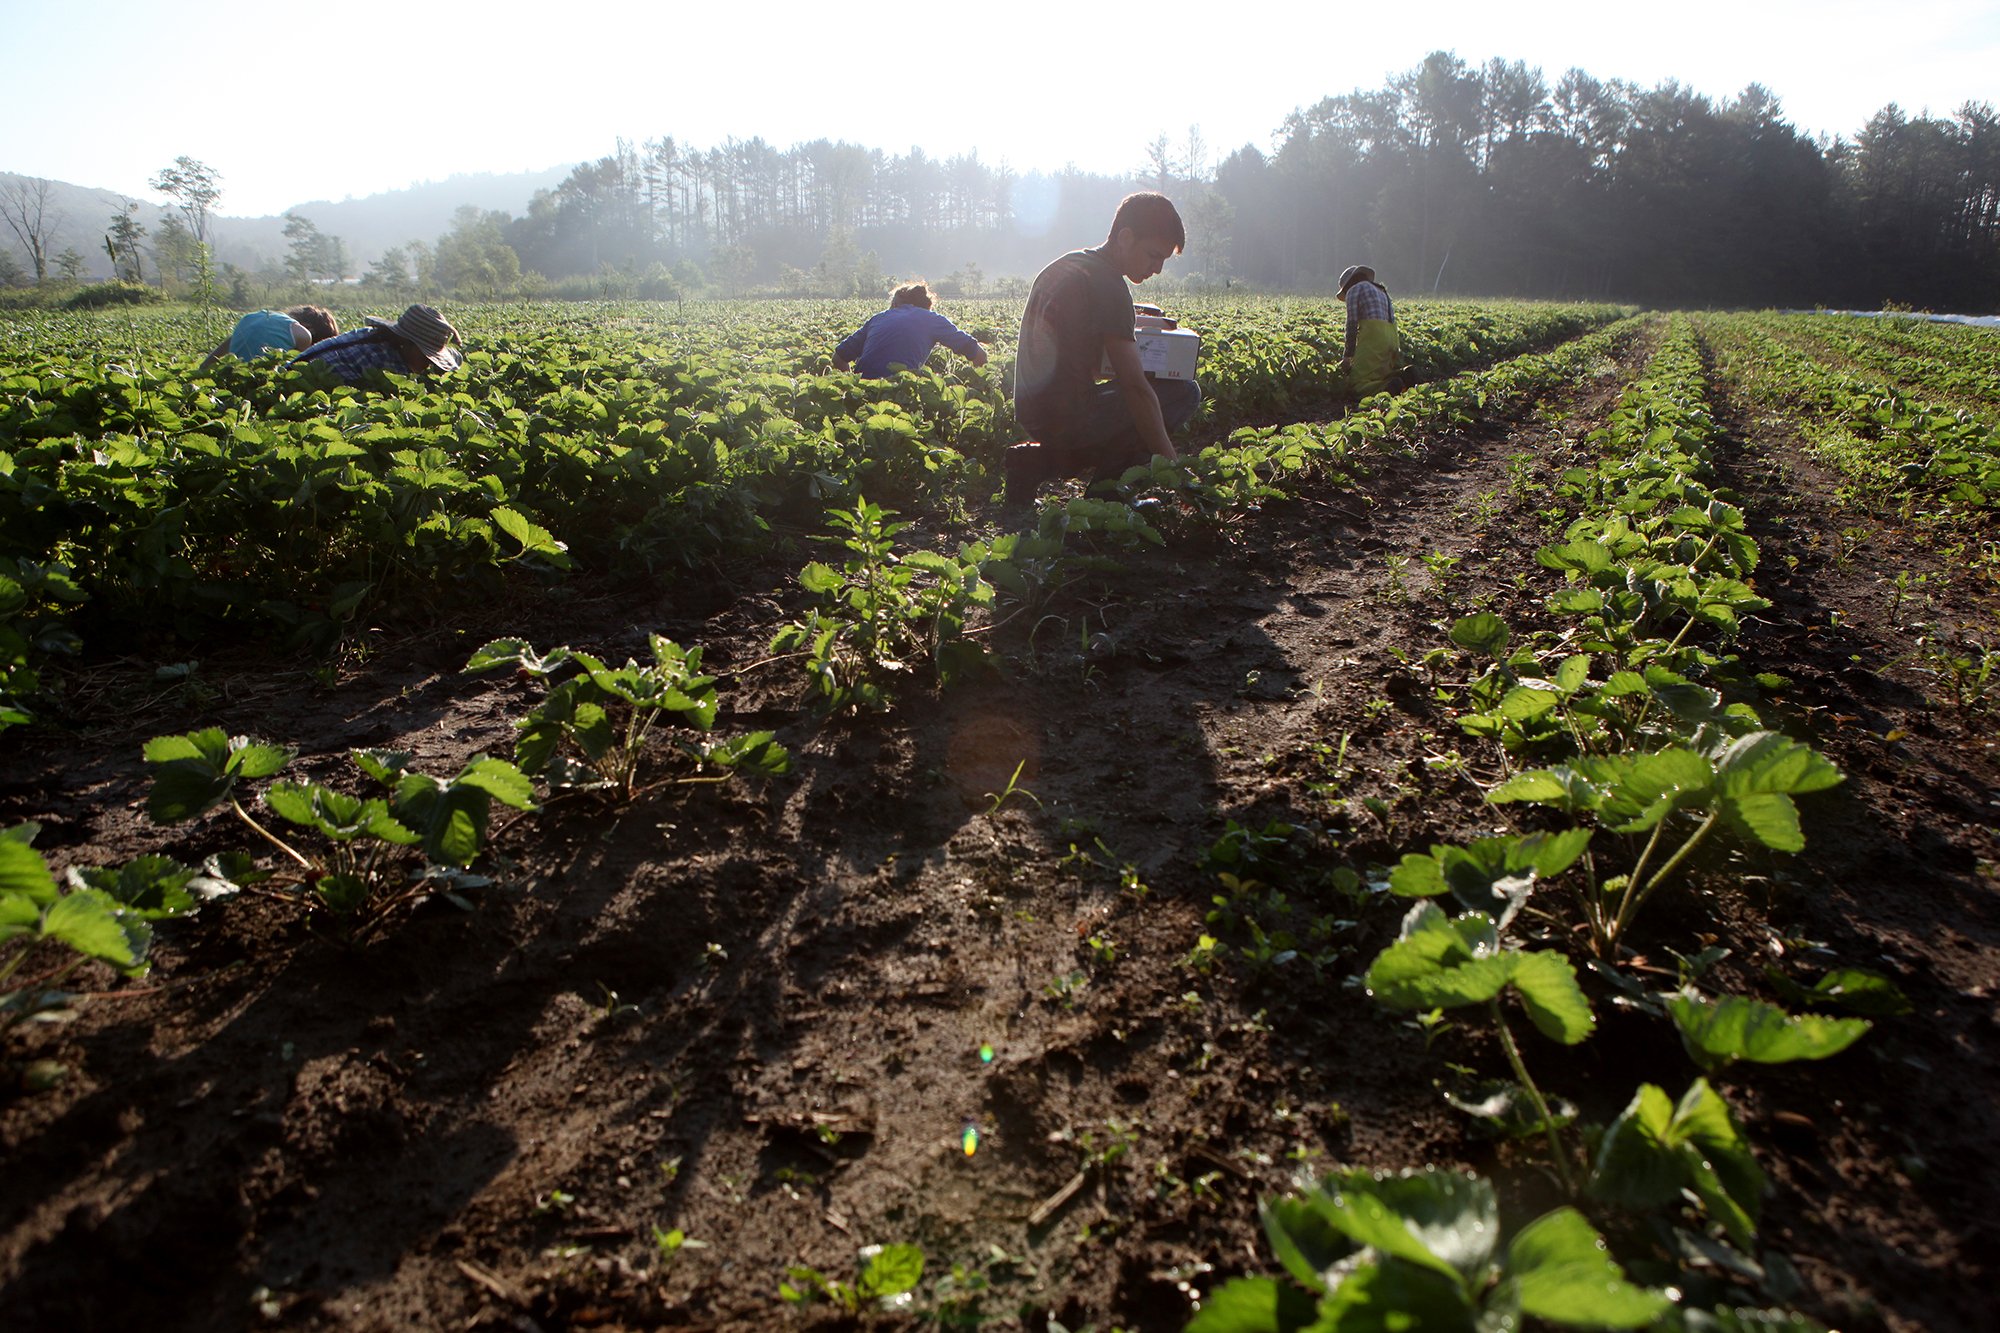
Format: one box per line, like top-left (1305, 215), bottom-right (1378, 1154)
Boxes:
top-left (5, 51), bottom-right (1996, 308)
top-left (0, 168), bottom-right (571, 283)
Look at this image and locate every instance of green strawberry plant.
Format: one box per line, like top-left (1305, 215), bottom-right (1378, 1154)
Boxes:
top-left (1365, 893), bottom-right (1596, 1190)
top-left (1486, 731), bottom-right (1843, 960)
top-left (465, 634), bottom-right (788, 798)
top-left (1588, 1077), bottom-right (1766, 1252)
top-left (143, 728), bottom-right (535, 935)
top-left (1762, 964), bottom-right (1910, 1017)
top-left (780, 1242), bottom-right (925, 1313)
top-left (1448, 613), bottom-right (1771, 763)
top-left (1189, 1167), bottom-right (1670, 1332)
top-left (770, 497), bottom-right (994, 711)
top-left (0, 557), bottom-right (85, 733)
top-left (2, 825), bottom-right (197, 1031)
top-left (1664, 994), bottom-right (1871, 1072)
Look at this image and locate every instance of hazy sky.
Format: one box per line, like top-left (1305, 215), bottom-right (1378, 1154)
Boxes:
top-left (5, 0), bottom-right (1995, 218)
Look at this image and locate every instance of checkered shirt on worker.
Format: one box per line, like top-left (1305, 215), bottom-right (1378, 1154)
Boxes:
top-left (1344, 281), bottom-right (1394, 357)
top-left (289, 329), bottom-right (408, 385)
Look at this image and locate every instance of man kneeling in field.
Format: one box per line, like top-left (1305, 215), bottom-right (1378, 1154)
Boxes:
top-left (1003, 191), bottom-right (1202, 508)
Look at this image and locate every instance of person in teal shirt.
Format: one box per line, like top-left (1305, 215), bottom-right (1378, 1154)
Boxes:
top-left (200, 305), bottom-right (338, 371)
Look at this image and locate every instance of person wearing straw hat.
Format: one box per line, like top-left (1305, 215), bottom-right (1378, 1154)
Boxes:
top-left (1336, 265), bottom-right (1402, 397)
top-left (289, 303), bottom-right (463, 386)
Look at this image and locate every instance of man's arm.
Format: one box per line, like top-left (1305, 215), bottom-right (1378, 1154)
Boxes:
top-left (1103, 337), bottom-right (1176, 461)
top-left (931, 314), bottom-right (988, 368)
top-left (197, 335), bottom-right (232, 372)
top-left (832, 323), bottom-right (867, 372)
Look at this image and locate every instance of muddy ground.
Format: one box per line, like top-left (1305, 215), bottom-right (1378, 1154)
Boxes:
top-left (3, 320), bottom-right (1996, 1332)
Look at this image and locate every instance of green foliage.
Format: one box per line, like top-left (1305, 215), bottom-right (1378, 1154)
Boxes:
top-left (63, 281), bottom-right (166, 310)
top-left (1763, 965), bottom-right (1911, 1017)
top-left (1365, 898), bottom-right (1593, 1184)
top-left (1710, 314), bottom-right (2000, 518)
top-left (0, 557), bottom-right (86, 733)
top-left (143, 727), bottom-right (295, 823)
top-left (770, 497), bottom-right (994, 711)
top-left (1589, 1078), bottom-right (1766, 1249)
top-left (780, 1242), bottom-right (925, 1312)
top-left (142, 728), bottom-right (534, 930)
top-left (1665, 994), bottom-right (1871, 1072)
top-left (1483, 730), bottom-right (1842, 961)
top-left (63, 854), bottom-right (221, 920)
top-left (1386, 829), bottom-right (1593, 928)
top-left (0, 299), bottom-right (1633, 659)
top-left (1366, 902), bottom-right (1594, 1046)
top-left (466, 633), bottom-right (786, 798)
top-left (2, 826), bottom-right (205, 1028)
top-left (1190, 1166), bottom-right (1668, 1332)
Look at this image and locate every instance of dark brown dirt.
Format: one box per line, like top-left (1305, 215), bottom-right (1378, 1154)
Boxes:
top-left (3, 320), bottom-right (1995, 1332)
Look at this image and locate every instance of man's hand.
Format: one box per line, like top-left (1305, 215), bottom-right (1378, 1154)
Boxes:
top-left (1103, 337), bottom-right (1178, 461)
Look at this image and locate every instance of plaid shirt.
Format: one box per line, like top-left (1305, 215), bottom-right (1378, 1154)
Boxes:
top-left (1344, 281), bottom-right (1395, 358)
top-left (289, 328), bottom-right (415, 385)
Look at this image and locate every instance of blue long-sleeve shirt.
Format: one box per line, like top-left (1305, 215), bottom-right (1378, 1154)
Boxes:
top-left (835, 304), bottom-right (982, 378)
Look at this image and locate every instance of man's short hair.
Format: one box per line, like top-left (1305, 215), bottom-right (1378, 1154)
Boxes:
top-left (286, 305), bottom-right (339, 343)
top-left (890, 282), bottom-right (933, 309)
top-left (1108, 192), bottom-right (1185, 253)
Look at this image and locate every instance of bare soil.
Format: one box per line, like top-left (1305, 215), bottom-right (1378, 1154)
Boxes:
top-left (3, 322), bottom-right (1996, 1332)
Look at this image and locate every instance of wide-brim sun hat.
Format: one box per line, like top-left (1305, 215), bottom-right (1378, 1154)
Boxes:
top-left (363, 303), bottom-right (463, 370)
top-left (1337, 265), bottom-right (1375, 298)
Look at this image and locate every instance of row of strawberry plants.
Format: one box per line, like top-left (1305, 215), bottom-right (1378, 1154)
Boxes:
top-left (1192, 297), bottom-right (1629, 419)
top-left (1195, 319), bottom-right (1875, 1332)
top-left (1108, 313), bottom-right (1653, 527)
top-left (1776, 313), bottom-right (2000, 418)
top-left (0, 302), bottom-right (1635, 733)
top-left (9, 311), bottom-right (1656, 987)
top-left (0, 298), bottom-right (1624, 604)
top-left (868, 314), bottom-right (1648, 640)
top-left (2, 629), bottom-right (790, 1026)
top-left (1701, 313), bottom-right (2000, 519)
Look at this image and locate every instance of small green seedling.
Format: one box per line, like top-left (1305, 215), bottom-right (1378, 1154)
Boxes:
top-left (780, 1242), bottom-right (924, 1312)
top-left (982, 759), bottom-right (1042, 815)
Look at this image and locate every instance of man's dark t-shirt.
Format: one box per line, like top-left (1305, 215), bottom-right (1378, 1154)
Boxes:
top-left (1013, 246), bottom-right (1134, 439)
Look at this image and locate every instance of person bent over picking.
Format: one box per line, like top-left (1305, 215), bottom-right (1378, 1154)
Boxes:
top-left (1337, 264), bottom-right (1402, 396)
top-left (288, 303), bottom-right (463, 387)
top-left (1004, 191), bottom-right (1201, 508)
top-left (200, 304), bottom-right (339, 371)
top-left (834, 281), bottom-right (988, 378)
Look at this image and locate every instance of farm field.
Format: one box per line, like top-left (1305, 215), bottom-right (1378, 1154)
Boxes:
top-left (2, 298), bottom-right (1996, 1332)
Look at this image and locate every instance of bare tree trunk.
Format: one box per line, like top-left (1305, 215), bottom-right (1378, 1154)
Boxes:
top-left (0, 176), bottom-right (66, 284)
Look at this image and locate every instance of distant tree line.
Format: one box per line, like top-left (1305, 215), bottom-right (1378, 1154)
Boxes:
top-left (442, 52), bottom-right (1998, 308)
top-left (1221, 53), bottom-right (2000, 309)
top-left (6, 52), bottom-right (1996, 309)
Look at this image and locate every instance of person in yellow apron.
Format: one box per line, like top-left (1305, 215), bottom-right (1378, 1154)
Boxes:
top-left (1337, 264), bottom-right (1402, 396)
